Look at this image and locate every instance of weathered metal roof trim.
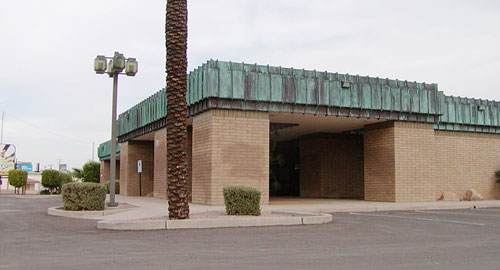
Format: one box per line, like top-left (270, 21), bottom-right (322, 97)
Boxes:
top-left (187, 60), bottom-right (441, 116)
top-left (434, 95), bottom-right (500, 133)
top-left (97, 141), bottom-right (120, 161)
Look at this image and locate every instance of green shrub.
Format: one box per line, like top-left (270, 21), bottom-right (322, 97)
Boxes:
top-left (61, 182), bottom-right (107, 211)
top-left (59, 172), bottom-right (73, 185)
top-left (41, 170), bottom-right (61, 194)
top-left (223, 186), bottom-right (261, 216)
top-left (8, 169), bottom-right (27, 189)
top-left (82, 161), bottom-right (100, 183)
top-left (103, 180), bottom-right (120, 194)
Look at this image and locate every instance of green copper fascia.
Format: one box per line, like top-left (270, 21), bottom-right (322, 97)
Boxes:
top-left (434, 95), bottom-right (500, 134)
top-left (97, 141), bottom-right (120, 161)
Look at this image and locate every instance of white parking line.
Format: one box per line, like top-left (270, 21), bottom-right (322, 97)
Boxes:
top-left (472, 208), bottom-right (500, 213)
top-left (0, 210), bottom-right (20, 213)
top-left (349, 212), bottom-right (485, 226)
top-left (416, 210), bottom-right (500, 218)
top-left (416, 210), bottom-right (484, 216)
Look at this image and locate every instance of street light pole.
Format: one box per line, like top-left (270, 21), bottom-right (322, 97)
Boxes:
top-left (94, 52), bottom-right (138, 208)
top-left (108, 73), bottom-right (119, 207)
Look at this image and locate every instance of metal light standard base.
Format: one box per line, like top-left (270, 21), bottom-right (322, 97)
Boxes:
top-left (107, 73), bottom-right (119, 207)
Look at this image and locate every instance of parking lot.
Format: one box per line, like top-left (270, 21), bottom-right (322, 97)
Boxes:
top-left (1, 196), bottom-right (499, 270)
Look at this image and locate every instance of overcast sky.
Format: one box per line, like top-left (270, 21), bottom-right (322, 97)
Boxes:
top-left (1, 0), bottom-right (499, 170)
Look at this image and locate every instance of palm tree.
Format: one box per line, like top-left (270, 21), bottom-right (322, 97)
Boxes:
top-left (165, 0), bottom-right (190, 219)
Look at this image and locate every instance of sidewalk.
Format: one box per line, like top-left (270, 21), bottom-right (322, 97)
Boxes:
top-left (90, 195), bottom-right (500, 222)
top-left (267, 197), bottom-right (500, 213)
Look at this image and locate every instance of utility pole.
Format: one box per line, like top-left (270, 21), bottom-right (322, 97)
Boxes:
top-left (57, 159), bottom-right (62, 171)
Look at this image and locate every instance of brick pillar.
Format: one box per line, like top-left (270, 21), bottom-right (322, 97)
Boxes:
top-left (119, 140), bottom-right (154, 196)
top-left (154, 128), bottom-right (167, 199)
top-left (153, 127), bottom-right (193, 201)
top-left (364, 121), bottom-right (435, 202)
top-left (192, 109), bottom-right (269, 206)
top-left (187, 126), bottom-right (193, 201)
top-left (100, 161), bottom-right (110, 184)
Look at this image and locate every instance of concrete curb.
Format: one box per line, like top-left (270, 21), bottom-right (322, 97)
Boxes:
top-left (96, 212), bottom-right (333, 231)
top-left (47, 206), bottom-right (133, 219)
top-left (306, 201), bottom-right (500, 214)
top-left (97, 220), bottom-right (167, 230)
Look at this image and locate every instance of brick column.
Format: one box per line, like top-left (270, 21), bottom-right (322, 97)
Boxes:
top-left (154, 129), bottom-right (167, 199)
top-left (364, 121), bottom-right (435, 202)
top-left (192, 109), bottom-right (269, 205)
top-left (119, 141), bottom-right (154, 196)
top-left (100, 161), bottom-right (110, 184)
top-left (153, 127), bottom-right (192, 200)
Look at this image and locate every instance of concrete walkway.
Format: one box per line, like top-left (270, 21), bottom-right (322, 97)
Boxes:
top-left (89, 195), bottom-right (500, 222)
top-left (46, 195), bottom-right (500, 230)
top-left (268, 197), bottom-right (500, 213)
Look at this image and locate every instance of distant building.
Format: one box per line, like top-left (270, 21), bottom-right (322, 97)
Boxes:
top-left (1, 171), bottom-right (42, 194)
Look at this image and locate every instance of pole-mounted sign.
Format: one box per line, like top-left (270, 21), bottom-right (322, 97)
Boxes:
top-left (137, 160), bottom-right (142, 173)
top-left (137, 160), bottom-right (142, 196)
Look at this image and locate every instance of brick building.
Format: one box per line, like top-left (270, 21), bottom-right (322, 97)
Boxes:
top-left (98, 60), bottom-right (500, 205)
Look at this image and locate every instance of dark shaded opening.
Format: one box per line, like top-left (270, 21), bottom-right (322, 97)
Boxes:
top-left (270, 140), bottom-right (300, 197)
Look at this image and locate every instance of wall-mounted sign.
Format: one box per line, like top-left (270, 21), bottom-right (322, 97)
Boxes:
top-left (0, 144), bottom-right (16, 176)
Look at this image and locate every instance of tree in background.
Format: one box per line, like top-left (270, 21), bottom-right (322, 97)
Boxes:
top-left (165, 0), bottom-right (190, 219)
top-left (82, 161), bottom-right (100, 183)
top-left (41, 170), bottom-right (74, 194)
top-left (60, 172), bottom-right (73, 186)
top-left (8, 169), bottom-right (27, 194)
top-left (72, 168), bottom-right (83, 180)
top-left (41, 170), bottom-right (61, 194)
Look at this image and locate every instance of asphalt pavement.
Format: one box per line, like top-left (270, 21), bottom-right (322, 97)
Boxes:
top-left (1, 196), bottom-right (500, 270)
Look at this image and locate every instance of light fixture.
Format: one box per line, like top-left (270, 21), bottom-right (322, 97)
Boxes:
top-left (478, 105), bottom-right (486, 111)
top-left (341, 81), bottom-right (351, 89)
top-left (125, 58), bottom-right (138, 76)
top-left (112, 52), bottom-right (126, 72)
top-left (94, 55), bottom-right (107, 74)
top-left (106, 60), bottom-right (114, 76)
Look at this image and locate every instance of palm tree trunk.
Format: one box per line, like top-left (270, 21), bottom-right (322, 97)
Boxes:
top-left (166, 0), bottom-right (189, 219)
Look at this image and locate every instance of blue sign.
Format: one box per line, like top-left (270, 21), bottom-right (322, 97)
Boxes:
top-left (18, 164), bottom-right (33, 172)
